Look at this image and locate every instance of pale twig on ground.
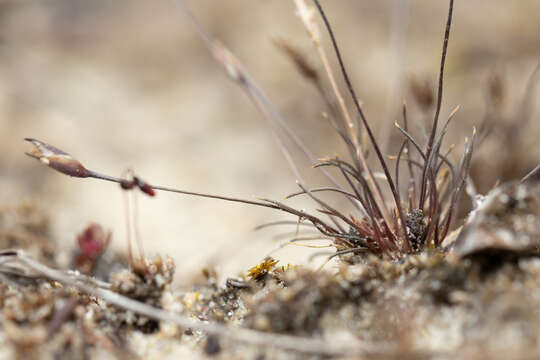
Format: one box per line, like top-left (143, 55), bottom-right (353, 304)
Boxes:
top-left (0, 249), bottom-right (398, 357)
top-left (521, 162), bottom-right (540, 183)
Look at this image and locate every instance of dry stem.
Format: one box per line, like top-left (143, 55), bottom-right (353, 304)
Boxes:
top-left (0, 249), bottom-right (398, 357)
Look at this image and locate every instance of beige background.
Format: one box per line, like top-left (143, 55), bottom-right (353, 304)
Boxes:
top-left (1, 0), bottom-right (539, 282)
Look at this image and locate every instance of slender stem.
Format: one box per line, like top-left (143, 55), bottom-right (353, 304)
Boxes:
top-left (395, 140), bottom-right (412, 252)
top-left (293, 0), bottom-right (360, 165)
top-left (420, 0), bottom-right (454, 204)
top-left (174, 0), bottom-right (348, 190)
top-left (286, 187), bottom-right (359, 201)
top-left (402, 102), bottom-right (417, 209)
top-left (311, 0), bottom-right (407, 247)
top-left (272, 230), bottom-right (324, 241)
top-left (419, 105), bottom-right (460, 209)
top-left (441, 130), bottom-right (475, 240)
top-left (123, 191), bottom-right (133, 266)
top-left (89, 170), bottom-right (282, 210)
top-left (253, 221), bottom-right (314, 231)
top-left (521, 163), bottom-right (540, 183)
top-left (297, 182), bottom-right (359, 232)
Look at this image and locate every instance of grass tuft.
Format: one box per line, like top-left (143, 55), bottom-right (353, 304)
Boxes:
top-left (25, 0), bottom-right (474, 261)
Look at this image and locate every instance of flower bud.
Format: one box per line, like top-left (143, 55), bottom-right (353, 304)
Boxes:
top-left (24, 138), bottom-right (90, 178)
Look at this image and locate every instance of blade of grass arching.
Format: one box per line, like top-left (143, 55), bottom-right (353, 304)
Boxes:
top-left (266, 235), bottom-right (334, 258)
top-left (361, 187), bottom-right (397, 254)
top-left (258, 197), bottom-right (340, 235)
top-left (256, 198), bottom-right (373, 245)
top-left (314, 159), bottom-right (376, 217)
top-left (419, 105), bottom-right (460, 210)
top-left (402, 101), bottom-right (418, 209)
top-left (293, 0), bottom-right (362, 163)
top-left (395, 151), bottom-right (455, 244)
top-left (398, 156), bottom-right (423, 209)
top-left (311, 0), bottom-right (408, 248)
top-left (431, 147), bottom-right (457, 221)
top-left (297, 182), bottom-right (361, 232)
top-left (288, 242), bottom-right (334, 249)
top-left (435, 151), bottom-right (454, 184)
top-left (325, 248), bottom-right (370, 261)
top-left (435, 144), bottom-right (456, 175)
top-left (315, 162), bottom-right (376, 244)
top-left (287, 186), bottom-right (350, 234)
top-left (348, 219), bottom-right (375, 242)
top-left (274, 37), bottom-right (369, 214)
top-left (424, 169), bottom-right (440, 247)
top-left (367, 199), bottom-right (397, 253)
top-left (395, 153), bottom-right (453, 209)
top-left (435, 154), bottom-right (457, 208)
top-left (395, 140), bottom-right (413, 252)
top-left (253, 221), bottom-right (315, 231)
top-left (274, 232), bottom-right (336, 248)
top-left (272, 230), bottom-right (323, 241)
top-left (286, 187), bottom-right (360, 203)
top-left (425, 125), bottom-right (459, 247)
top-left (423, 149), bottom-right (443, 221)
top-left (287, 235), bottom-right (333, 242)
top-left (325, 158), bottom-right (397, 252)
top-left (314, 160), bottom-right (368, 195)
top-left (172, 0), bottom-right (347, 190)
top-left (314, 247), bottom-right (371, 271)
top-left (315, 158), bottom-right (361, 178)
top-left (334, 161), bottom-right (371, 217)
top-left (441, 129), bottom-right (476, 241)
top-left (420, 0), bottom-right (455, 204)
top-left (327, 214), bottom-right (347, 234)
top-left (424, 0), bottom-right (454, 157)
top-left (286, 236), bottom-right (334, 249)
top-left (315, 158), bottom-right (388, 220)
top-left (394, 123), bottom-right (427, 162)
top-left (394, 141), bottom-right (408, 201)
top-left (297, 0), bottom-right (396, 239)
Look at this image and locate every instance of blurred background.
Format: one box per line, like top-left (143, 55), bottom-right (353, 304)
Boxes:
top-left (1, 0), bottom-right (539, 282)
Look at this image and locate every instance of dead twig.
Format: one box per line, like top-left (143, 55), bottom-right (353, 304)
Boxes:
top-left (0, 249), bottom-right (397, 357)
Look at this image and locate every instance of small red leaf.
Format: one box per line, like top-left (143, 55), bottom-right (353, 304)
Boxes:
top-left (134, 176), bottom-right (156, 197)
top-left (77, 223), bottom-right (110, 260)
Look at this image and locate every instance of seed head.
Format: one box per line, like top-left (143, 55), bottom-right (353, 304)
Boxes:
top-left (24, 138), bottom-right (90, 178)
